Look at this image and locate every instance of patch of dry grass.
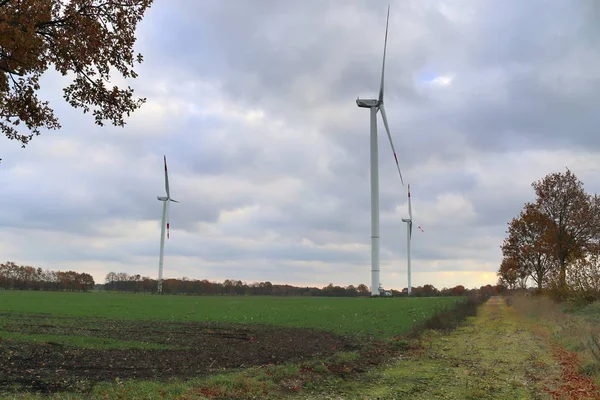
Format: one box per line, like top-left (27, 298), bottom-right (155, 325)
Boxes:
top-left (508, 295), bottom-right (600, 388)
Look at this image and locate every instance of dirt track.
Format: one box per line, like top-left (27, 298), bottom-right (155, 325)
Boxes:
top-left (300, 296), bottom-right (600, 400)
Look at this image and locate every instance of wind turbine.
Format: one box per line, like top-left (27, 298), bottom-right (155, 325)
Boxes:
top-left (157, 155), bottom-right (179, 294)
top-left (401, 184), bottom-right (423, 296)
top-left (356, 5), bottom-right (404, 297)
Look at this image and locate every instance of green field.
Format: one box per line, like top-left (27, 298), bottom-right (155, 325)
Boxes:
top-left (0, 291), bottom-right (469, 398)
top-left (0, 291), bottom-right (464, 339)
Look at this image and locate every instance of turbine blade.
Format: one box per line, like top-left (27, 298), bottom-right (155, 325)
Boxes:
top-left (166, 201), bottom-right (170, 239)
top-left (379, 104), bottom-right (404, 185)
top-left (409, 220), bottom-right (412, 239)
top-left (408, 184), bottom-right (412, 220)
top-left (164, 155), bottom-right (171, 198)
top-left (378, 5), bottom-right (390, 103)
top-left (170, 199), bottom-right (180, 203)
top-left (418, 225), bottom-right (424, 233)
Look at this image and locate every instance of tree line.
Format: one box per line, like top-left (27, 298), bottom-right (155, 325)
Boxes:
top-left (0, 261), bottom-right (95, 291)
top-left (0, 262), bottom-right (501, 297)
top-left (498, 168), bottom-right (600, 301)
top-left (102, 272), bottom-right (499, 297)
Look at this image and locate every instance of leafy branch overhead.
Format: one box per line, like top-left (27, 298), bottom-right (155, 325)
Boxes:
top-left (0, 0), bottom-right (153, 148)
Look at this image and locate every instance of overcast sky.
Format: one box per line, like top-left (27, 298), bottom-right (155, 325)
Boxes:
top-left (2, 0), bottom-right (599, 290)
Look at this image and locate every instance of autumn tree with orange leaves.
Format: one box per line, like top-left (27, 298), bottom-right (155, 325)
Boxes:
top-left (501, 203), bottom-right (555, 290)
top-left (499, 168), bottom-right (600, 297)
top-left (532, 169), bottom-right (599, 291)
top-left (497, 256), bottom-right (525, 290)
top-left (567, 245), bottom-right (600, 300)
top-left (0, 0), bottom-right (153, 157)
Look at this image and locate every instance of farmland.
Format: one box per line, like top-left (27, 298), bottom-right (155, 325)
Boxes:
top-left (0, 291), bottom-right (464, 339)
top-left (0, 291), bottom-right (466, 396)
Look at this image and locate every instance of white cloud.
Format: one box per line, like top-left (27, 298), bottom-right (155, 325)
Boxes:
top-left (430, 74), bottom-right (455, 86)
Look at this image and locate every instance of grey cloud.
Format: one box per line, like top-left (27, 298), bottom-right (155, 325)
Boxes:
top-left (3, 0), bottom-right (600, 289)
top-left (166, 237), bottom-right (369, 265)
top-left (142, 0), bottom-right (440, 109)
top-left (449, 68), bottom-right (600, 152)
top-left (0, 144), bottom-right (222, 235)
top-left (467, 1), bottom-right (588, 68)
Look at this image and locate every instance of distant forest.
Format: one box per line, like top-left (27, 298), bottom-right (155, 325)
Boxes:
top-left (0, 262), bottom-right (94, 292)
top-left (0, 261), bottom-right (501, 297)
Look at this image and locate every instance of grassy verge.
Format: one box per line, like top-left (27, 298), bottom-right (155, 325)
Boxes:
top-left (293, 296), bottom-right (562, 400)
top-left (2, 351), bottom-right (371, 400)
top-left (507, 295), bottom-right (600, 388)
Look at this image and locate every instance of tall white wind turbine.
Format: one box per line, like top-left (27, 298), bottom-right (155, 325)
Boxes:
top-left (401, 184), bottom-right (423, 296)
top-left (356, 5), bottom-right (404, 297)
top-left (157, 155), bottom-right (179, 294)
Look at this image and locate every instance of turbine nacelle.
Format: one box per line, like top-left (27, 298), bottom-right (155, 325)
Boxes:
top-left (356, 98), bottom-right (381, 108)
top-left (401, 218), bottom-right (411, 223)
top-left (157, 196), bottom-right (179, 203)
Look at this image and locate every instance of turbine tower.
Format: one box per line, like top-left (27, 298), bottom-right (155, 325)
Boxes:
top-left (401, 184), bottom-right (423, 296)
top-left (356, 5), bottom-right (404, 297)
top-left (157, 155), bottom-right (179, 294)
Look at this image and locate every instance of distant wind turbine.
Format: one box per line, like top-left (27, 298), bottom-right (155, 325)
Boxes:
top-left (356, 5), bottom-right (404, 297)
top-left (157, 155), bottom-right (179, 294)
top-left (401, 184), bottom-right (424, 296)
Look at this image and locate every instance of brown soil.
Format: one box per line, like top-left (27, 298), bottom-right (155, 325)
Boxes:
top-left (0, 313), bottom-right (355, 393)
top-left (546, 345), bottom-right (600, 400)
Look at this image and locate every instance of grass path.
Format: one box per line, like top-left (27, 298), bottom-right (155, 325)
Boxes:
top-left (299, 296), bottom-right (569, 400)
